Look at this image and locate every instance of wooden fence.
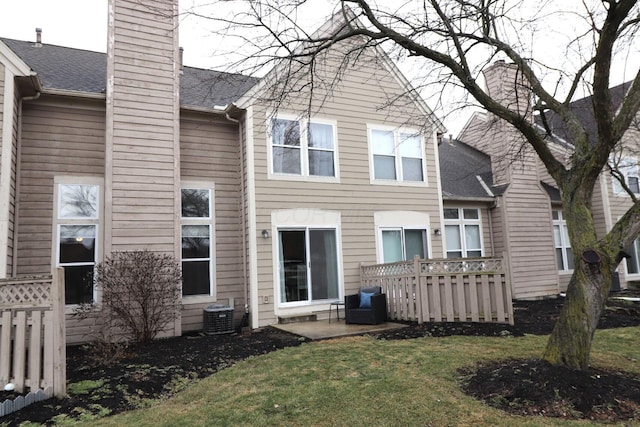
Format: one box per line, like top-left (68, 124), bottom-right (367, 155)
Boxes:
top-left (361, 256), bottom-right (514, 325)
top-left (0, 269), bottom-right (66, 402)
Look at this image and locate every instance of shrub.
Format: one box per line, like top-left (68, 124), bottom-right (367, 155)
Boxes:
top-left (95, 250), bottom-right (182, 344)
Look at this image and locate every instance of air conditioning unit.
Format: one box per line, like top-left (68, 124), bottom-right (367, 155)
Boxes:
top-left (203, 304), bottom-right (234, 335)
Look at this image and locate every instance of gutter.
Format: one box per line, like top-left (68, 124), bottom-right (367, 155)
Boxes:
top-left (442, 196), bottom-right (496, 203)
top-left (39, 88), bottom-right (105, 100)
top-left (180, 104), bottom-right (229, 114)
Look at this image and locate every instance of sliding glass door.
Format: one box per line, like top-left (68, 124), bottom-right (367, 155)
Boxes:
top-left (278, 228), bottom-right (339, 304)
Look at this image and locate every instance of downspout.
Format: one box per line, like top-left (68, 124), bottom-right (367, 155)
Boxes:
top-left (487, 199), bottom-right (496, 256)
top-left (223, 109), bottom-right (250, 321)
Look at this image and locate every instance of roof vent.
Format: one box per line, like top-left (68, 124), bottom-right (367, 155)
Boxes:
top-left (179, 47), bottom-right (184, 73)
top-left (34, 28), bottom-right (42, 47)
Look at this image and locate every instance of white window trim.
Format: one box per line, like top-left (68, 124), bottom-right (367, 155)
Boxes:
top-left (443, 207), bottom-right (484, 258)
top-left (377, 227), bottom-right (430, 263)
top-left (374, 211), bottom-right (432, 263)
top-left (52, 176), bottom-right (104, 311)
top-left (180, 182), bottom-right (217, 303)
top-left (621, 213), bottom-right (640, 278)
top-left (611, 156), bottom-right (640, 196)
top-left (267, 113), bottom-right (340, 183)
top-left (625, 241), bottom-right (640, 279)
top-left (367, 123), bottom-right (428, 186)
top-left (271, 209), bottom-right (344, 316)
top-left (553, 210), bottom-right (573, 272)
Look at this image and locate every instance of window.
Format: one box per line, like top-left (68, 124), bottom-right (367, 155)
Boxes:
top-left (612, 157), bottom-right (640, 195)
top-left (553, 210), bottom-right (573, 271)
top-left (625, 238), bottom-right (640, 275)
top-left (380, 228), bottom-right (428, 263)
top-left (278, 228), bottom-right (339, 304)
top-left (181, 187), bottom-right (214, 297)
top-left (443, 208), bottom-right (482, 258)
top-left (270, 116), bottom-right (336, 178)
top-left (370, 127), bottom-right (424, 182)
top-left (56, 183), bottom-right (99, 305)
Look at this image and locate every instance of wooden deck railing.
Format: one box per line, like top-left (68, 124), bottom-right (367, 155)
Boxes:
top-left (361, 256), bottom-right (514, 325)
top-left (0, 269), bottom-right (66, 401)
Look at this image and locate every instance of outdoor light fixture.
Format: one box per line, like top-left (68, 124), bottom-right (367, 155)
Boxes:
top-left (261, 229), bottom-right (270, 239)
top-left (433, 228), bottom-right (442, 236)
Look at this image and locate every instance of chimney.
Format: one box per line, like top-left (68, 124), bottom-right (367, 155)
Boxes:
top-left (480, 60), bottom-right (536, 185)
top-left (105, 0), bottom-right (180, 255)
top-left (482, 61), bottom-right (532, 118)
top-left (34, 28), bottom-right (42, 47)
top-left (179, 47), bottom-right (184, 73)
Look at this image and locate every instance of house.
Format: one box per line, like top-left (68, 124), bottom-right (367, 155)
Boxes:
top-left (442, 60), bottom-right (638, 298)
top-left (0, 0), bottom-right (446, 343)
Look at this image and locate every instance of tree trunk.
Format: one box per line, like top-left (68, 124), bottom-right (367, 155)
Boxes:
top-left (542, 255), bottom-right (613, 370)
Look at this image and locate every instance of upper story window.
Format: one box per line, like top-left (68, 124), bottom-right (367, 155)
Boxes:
top-left (270, 116), bottom-right (337, 179)
top-left (370, 126), bottom-right (425, 183)
top-left (443, 207), bottom-right (482, 258)
top-left (56, 182), bottom-right (100, 305)
top-left (181, 186), bottom-right (215, 297)
top-left (553, 210), bottom-right (573, 271)
top-left (612, 157), bottom-right (639, 195)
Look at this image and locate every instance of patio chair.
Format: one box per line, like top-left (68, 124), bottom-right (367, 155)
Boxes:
top-left (344, 286), bottom-right (387, 325)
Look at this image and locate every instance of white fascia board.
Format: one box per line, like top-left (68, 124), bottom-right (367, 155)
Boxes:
top-left (0, 41), bottom-right (32, 76)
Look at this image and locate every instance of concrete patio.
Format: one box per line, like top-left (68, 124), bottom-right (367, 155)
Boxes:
top-left (273, 319), bottom-right (408, 340)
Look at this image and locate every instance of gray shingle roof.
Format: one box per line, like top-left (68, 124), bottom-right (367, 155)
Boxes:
top-left (1, 38), bottom-right (258, 109)
top-left (540, 181), bottom-right (562, 203)
top-left (438, 139), bottom-right (499, 200)
top-left (2, 38), bottom-right (107, 93)
top-left (534, 81), bottom-right (631, 145)
top-left (180, 66), bottom-right (257, 108)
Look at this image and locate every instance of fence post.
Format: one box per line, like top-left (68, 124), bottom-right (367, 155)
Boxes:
top-left (51, 268), bottom-right (66, 397)
top-left (413, 255), bottom-right (423, 323)
top-left (501, 252), bottom-right (515, 325)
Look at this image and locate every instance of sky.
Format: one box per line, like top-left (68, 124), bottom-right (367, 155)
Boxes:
top-left (0, 0), bottom-right (224, 69)
top-left (1, 1), bottom-right (638, 136)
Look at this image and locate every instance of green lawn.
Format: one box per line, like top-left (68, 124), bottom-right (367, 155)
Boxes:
top-left (86, 327), bottom-right (640, 427)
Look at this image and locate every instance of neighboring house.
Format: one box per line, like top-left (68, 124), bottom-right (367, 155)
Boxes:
top-left (0, 0), bottom-right (445, 342)
top-left (445, 60), bottom-right (637, 298)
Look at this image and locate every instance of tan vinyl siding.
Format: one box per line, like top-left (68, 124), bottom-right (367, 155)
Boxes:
top-left (456, 63), bottom-right (563, 299)
top-left (7, 85), bottom-right (19, 276)
top-left (490, 197), bottom-right (506, 256)
top-left (603, 124), bottom-right (640, 287)
top-left (106, 0), bottom-right (179, 254)
top-left (17, 99), bottom-right (105, 278)
top-left (502, 179), bottom-right (559, 298)
top-left (179, 112), bottom-right (244, 332)
top-left (250, 45), bottom-right (443, 326)
top-left (0, 65), bottom-right (5, 275)
top-left (591, 175), bottom-right (609, 239)
top-left (458, 112), bottom-right (493, 154)
top-left (17, 99), bottom-right (106, 344)
top-left (558, 273), bottom-right (571, 293)
top-left (0, 62), bottom-right (4, 129)
top-left (0, 64), bottom-right (18, 277)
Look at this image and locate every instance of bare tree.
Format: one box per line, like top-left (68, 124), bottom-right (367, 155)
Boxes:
top-left (184, 0), bottom-right (640, 370)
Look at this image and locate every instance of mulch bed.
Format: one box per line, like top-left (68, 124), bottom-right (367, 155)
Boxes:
top-left (1, 292), bottom-right (639, 425)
